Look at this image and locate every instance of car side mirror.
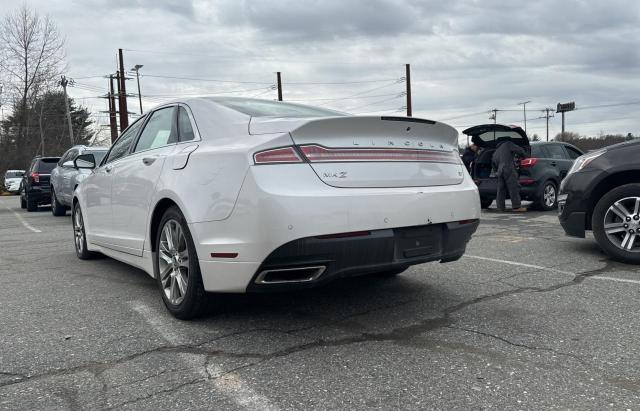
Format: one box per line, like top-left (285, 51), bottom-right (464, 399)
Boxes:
top-left (74, 153), bottom-right (96, 169)
top-left (63, 160), bottom-right (74, 168)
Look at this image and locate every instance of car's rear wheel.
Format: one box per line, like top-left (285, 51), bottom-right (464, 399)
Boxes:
top-left (480, 197), bottom-right (493, 209)
top-left (72, 203), bottom-right (98, 259)
top-left (534, 180), bottom-right (557, 211)
top-left (26, 193), bottom-right (37, 212)
top-left (592, 184), bottom-right (640, 264)
top-left (154, 206), bottom-right (207, 320)
top-left (51, 188), bottom-right (66, 216)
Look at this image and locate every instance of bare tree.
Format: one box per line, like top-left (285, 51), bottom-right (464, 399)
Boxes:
top-left (0, 5), bottom-right (65, 165)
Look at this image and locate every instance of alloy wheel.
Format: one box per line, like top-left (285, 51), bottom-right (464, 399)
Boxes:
top-left (544, 183), bottom-right (557, 207)
top-left (73, 207), bottom-right (84, 253)
top-left (603, 197), bottom-right (640, 252)
top-left (158, 219), bottom-right (190, 305)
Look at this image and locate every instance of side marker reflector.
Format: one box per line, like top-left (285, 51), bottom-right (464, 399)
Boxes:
top-left (210, 252), bottom-right (238, 259)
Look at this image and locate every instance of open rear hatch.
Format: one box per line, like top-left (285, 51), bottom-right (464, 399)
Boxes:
top-left (252, 116), bottom-right (464, 188)
top-left (462, 124), bottom-right (530, 179)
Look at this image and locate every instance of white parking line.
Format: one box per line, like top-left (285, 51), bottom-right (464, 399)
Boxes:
top-left (130, 301), bottom-right (279, 410)
top-left (589, 276), bottom-right (640, 286)
top-left (466, 254), bottom-right (640, 287)
top-left (464, 255), bottom-right (574, 276)
top-left (1, 203), bottom-right (41, 233)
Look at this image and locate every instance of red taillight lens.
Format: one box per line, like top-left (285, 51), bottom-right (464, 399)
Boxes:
top-left (298, 144), bottom-right (459, 163)
top-left (253, 147), bottom-right (303, 164)
top-left (519, 178), bottom-right (535, 185)
top-left (30, 172), bottom-right (40, 183)
top-left (520, 158), bottom-right (538, 168)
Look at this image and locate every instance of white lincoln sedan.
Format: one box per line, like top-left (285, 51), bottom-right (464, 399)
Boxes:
top-left (72, 97), bottom-right (480, 319)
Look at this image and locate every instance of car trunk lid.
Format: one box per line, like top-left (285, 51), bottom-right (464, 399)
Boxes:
top-left (264, 115), bottom-right (464, 188)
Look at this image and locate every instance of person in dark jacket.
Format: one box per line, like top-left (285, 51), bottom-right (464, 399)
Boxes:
top-left (491, 138), bottom-right (527, 212)
top-left (461, 144), bottom-right (478, 172)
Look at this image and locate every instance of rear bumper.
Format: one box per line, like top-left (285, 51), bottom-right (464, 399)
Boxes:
top-left (191, 164), bottom-right (481, 293)
top-left (26, 187), bottom-right (51, 204)
top-left (247, 220), bottom-right (479, 292)
top-left (477, 179), bottom-right (539, 199)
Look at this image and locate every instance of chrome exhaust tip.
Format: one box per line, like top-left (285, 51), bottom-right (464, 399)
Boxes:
top-left (254, 266), bottom-right (326, 284)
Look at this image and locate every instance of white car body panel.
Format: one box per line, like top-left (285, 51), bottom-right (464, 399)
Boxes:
top-left (74, 97), bottom-right (480, 295)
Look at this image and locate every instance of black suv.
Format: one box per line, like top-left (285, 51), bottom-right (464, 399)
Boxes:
top-left (465, 124), bottom-right (583, 210)
top-left (559, 139), bottom-right (640, 264)
top-left (20, 156), bottom-right (60, 211)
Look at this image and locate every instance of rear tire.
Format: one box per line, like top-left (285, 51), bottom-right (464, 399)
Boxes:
top-left (26, 194), bottom-right (37, 212)
top-left (154, 206), bottom-right (207, 320)
top-left (51, 188), bottom-right (66, 216)
top-left (72, 203), bottom-right (98, 260)
top-left (592, 183), bottom-right (640, 264)
top-left (533, 180), bottom-right (558, 211)
top-left (480, 197), bottom-right (493, 209)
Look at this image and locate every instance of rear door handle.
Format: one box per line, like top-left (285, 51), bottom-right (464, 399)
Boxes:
top-left (105, 165), bottom-right (113, 173)
top-left (550, 161), bottom-right (557, 166)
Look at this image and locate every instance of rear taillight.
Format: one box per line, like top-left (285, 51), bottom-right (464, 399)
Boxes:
top-left (520, 158), bottom-right (538, 168)
top-left (519, 178), bottom-right (535, 185)
top-left (30, 172), bottom-right (40, 183)
top-left (253, 147), bottom-right (303, 164)
top-left (298, 144), bottom-right (459, 163)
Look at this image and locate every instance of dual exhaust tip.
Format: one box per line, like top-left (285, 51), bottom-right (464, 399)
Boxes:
top-left (255, 266), bottom-right (326, 284)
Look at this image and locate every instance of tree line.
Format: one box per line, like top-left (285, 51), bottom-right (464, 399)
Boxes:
top-left (0, 5), bottom-right (93, 177)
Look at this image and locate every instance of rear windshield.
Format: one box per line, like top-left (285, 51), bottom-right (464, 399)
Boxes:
top-left (4, 171), bottom-right (23, 178)
top-left (214, 98), bottom-right (343, 118)
top-left (475, 130), bottom-right (525, 144)
top-left (87, 150), bottom-right (107, 164)
top-left (36, 159), bottom-right (59, 173)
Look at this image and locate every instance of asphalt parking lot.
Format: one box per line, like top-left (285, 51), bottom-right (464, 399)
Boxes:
top-left (1, 196), bottom-right (639, 410)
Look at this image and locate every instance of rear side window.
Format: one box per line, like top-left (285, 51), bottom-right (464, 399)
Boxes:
top-left (37, 159), bottom-right (59, 173)
top-left (530, 145), bottom-right (546, 157)
top-left (565, 146), bottom-right (582, 159)
top-left (59, 149), bottom-right (77, 166)
top-left (214, 98), bottom-right (343, 117)
top-left (545, 144), bottom-right (568, 159)
top-left (105, 118), bottom-right (145, 164)
top-left (134, 107), bottom-right (176, 152)
top-left (177, 107), bottom-right (195, 142)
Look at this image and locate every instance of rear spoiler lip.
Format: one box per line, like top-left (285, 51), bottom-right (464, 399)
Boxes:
top-left (380, 116), bottom-right (436, 125)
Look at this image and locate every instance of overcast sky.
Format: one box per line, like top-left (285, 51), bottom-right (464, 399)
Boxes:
top-left (3, 0), bottom-right (639, 143)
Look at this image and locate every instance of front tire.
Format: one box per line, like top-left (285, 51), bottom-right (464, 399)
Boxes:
top-left (51, 188), bottom-right (66, 216)
top-left (154, 206), bottom-right (207, 320)
top-left (592, 184), bottom-right (640, 264)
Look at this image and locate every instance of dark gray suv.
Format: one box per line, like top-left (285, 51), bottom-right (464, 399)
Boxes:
top-left (465, 124), bottom-right (583, 210)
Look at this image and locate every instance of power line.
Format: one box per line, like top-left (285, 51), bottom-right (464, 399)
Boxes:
top-left (344, 93), bottom-right (405, 111)
top-left (142, 74), bottom-right (273, 85)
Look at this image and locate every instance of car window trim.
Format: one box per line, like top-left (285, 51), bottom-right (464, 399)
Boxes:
top-left (131, 105), bottom-right (178, 154)
top-left (176, 104), bottom-right (201, 143)
top-left (102, 115), bottom-right (148, 166)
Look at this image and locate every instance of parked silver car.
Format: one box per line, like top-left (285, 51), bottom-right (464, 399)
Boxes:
top-left (50, 145), bottom-right (108, 216)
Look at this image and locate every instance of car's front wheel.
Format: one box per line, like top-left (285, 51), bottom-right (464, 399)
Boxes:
top-left (592, 184), bottom-right (640, 264)
top-left (154, 206), bottom-right (207, 320)
top-left (51, 188), bottom-right (66, 216)
top-left (72, 203), bottom-right (98, 259)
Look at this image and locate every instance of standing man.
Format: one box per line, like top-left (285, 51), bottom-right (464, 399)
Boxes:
top-left (461, 143), bottom-right (478, 173)
top-left (492, 138), bottom-right (527, 212)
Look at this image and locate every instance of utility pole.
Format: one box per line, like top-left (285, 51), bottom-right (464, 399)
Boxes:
top-left (518, 100), bottom-right (531, 133)
top-left (131, 64), bottom-right (144, 114)
top-left (60, 76), bottom-right (74, 145)
top-left (108, 75), bottom-right (118, 142)
top-left (276, 72), bottom-right (283, 101)
top-left (405, 63), bottom-right (412, 117)
top-left (489, 109), bottom-right (498, 124)
top-left (543, 108), bottom-right (554, 141)
top-left (118, 48), bottom-right (129, 130)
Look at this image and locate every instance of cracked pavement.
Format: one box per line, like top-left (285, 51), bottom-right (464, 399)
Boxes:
top-left (1, 196), bottom-right (640, 410)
